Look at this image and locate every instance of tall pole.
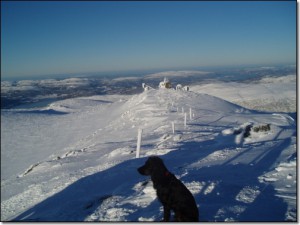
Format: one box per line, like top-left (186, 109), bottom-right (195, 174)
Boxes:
top-left (136, 128), bottom-right (143, 158)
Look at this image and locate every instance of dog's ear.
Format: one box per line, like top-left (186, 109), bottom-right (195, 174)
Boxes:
top-left (148, 156), bottom-right (166, 168)
top-left (152, 168), bottom-right (171, 189)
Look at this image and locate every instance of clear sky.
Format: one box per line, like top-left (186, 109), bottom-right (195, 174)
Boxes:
top-left (1, 1), bottom-right (296, 79)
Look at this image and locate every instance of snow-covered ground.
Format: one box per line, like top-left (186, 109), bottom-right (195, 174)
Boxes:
top-left (1, 75), bottom-right (296, 221)
top-left (191, 74), bottom-right (296, 113)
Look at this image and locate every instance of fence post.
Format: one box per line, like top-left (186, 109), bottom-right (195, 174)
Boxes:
top-left (189, 108), bottom-right (192, 120)
top-left (136, 128), bottom-right (143, 158)
top-left (172, 122), bottom-right (175, 134)
top-left (184, 113), bottom-right (187, 128)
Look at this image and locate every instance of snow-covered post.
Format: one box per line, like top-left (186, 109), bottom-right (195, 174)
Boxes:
top-left (172, 122), bottom-right (175, 134)
top-left (189, 108), bottom-right (192, 120)
top-left (136, 128), bottom-right (143, 158)
top-left (182, 107), bottom-right (184, 113)
top-left (184, 113), bottom-right (187, 128)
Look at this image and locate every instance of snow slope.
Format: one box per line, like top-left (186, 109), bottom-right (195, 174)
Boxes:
top-left (191, 75), bottom-right (296, 113)
top-left (1, 88), bottom-right (296, 221)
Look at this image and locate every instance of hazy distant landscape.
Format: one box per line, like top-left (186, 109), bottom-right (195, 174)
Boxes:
top-left (1, 65), bottom-right (295, 110)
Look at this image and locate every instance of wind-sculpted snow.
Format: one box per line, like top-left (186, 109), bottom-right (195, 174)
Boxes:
top-left (1, 84), bottom-right (296, 221)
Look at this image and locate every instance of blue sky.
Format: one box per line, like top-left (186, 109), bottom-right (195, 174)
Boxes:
top-left (1, 1), bottom-right (296, 79)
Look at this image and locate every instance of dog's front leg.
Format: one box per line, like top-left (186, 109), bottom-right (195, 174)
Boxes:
top-left (162, 206), bottom-right (171, 222)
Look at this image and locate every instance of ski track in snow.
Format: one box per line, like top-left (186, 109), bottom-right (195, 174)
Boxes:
top-left (1, 77), bottom-right (296, 222)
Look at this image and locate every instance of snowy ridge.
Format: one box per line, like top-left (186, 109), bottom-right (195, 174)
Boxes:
top-left (1, 88), bottom-right (296, 221)
top-left (191, 74), bottom-right (296, 113)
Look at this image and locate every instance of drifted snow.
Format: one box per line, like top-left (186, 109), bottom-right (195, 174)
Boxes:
top-left (1, 86), bottom-right (296, 221)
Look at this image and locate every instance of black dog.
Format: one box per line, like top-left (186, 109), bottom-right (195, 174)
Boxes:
top-left (137, 156), bottom-right (199, 222)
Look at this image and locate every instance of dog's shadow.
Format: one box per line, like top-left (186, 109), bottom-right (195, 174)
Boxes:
top-left (11, 136), bottom-right (289, 222)
top-left (167, 138), bottom-right (290, 222)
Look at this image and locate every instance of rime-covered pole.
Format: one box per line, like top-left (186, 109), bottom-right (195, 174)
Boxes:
top-left (184, 113), bottom-right (187, 128)
top-left (136, 128), bottom-right (143, 158)
top-left (189, 108), bottom-right (192, 120)
top-left (172, 122), bottom-right (175, 134)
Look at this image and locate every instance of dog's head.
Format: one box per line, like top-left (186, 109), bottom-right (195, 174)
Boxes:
top-left (137, 156), bottom-right (165, 176)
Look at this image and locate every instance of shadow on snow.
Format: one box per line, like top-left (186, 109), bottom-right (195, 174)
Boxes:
top-left (12, 131), bottom-right (291, 222)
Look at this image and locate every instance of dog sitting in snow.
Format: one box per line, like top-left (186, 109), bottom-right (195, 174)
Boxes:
top-left (137, 156), bottom-right (199, 222)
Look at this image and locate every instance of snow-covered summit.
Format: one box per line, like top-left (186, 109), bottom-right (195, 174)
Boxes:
top-left (1, 87), bottom-right (296, 221)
